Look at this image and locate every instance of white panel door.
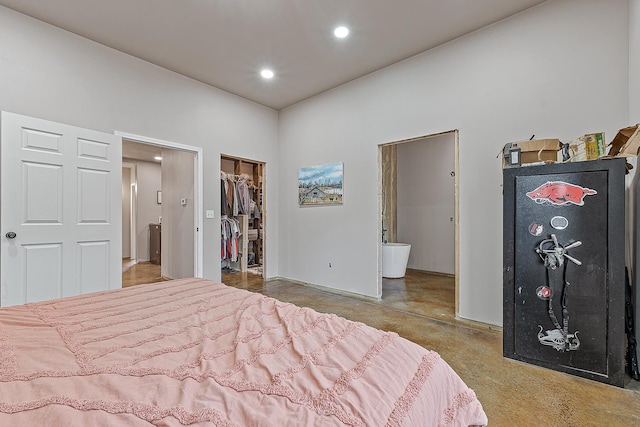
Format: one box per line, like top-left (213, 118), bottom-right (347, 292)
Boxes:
top-left (1, 112), bottom-right (122, 306)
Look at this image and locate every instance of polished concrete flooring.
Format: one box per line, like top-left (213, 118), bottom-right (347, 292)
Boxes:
top-left (124, 263), bottom-right (640, 426)
top-left (122, 259), bottom-right (166, 288)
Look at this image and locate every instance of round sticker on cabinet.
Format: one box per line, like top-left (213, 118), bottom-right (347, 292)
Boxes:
top-left (529, 222), bottom-right (544, 236)
top-left (536, 286), bottom-right (552, 300)
top-left (550, 216), bottom-right (569, 230)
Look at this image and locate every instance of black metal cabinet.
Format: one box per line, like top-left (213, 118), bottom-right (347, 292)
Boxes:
top-left (503, 158), bottom-right (626, 386)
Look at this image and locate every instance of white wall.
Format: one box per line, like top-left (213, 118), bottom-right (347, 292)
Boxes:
top-left (397, 134), bottom-right (455, 274)
top-left (278, 0), bottom-right (630, 325)
top-left (0, 6), bottom-right (279, 281)
top-left (133, 161), bottom-right (162, 262)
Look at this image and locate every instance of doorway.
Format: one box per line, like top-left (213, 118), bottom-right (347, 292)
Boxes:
top-left (220, 154), bottom-right (266, 279)
top-left (378, 130), bottom-right (459, 315)
top-left (118, 131), bottom-right (203, 286)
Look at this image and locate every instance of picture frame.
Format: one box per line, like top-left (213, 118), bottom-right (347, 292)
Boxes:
top-left (298, 162), bottom-right (343, 206)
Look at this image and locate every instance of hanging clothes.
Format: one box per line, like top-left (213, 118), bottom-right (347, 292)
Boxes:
top-left (250, 199), bottom-right (260, 219)
top-left (220, 217), bottom-right (241, 263)
top-left (220, 179), bottom-right (229, 217)
top-left (237, 177), bottom-right (251, 215)
top-left (227, 179), bottom-right (236, 216)
top-left (219, 171), bottom-right (260, 270)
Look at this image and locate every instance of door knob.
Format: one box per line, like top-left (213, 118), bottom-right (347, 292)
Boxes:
top-left (5, 232), bottom-right (16, 239)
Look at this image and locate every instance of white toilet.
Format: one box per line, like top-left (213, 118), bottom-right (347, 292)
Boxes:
top-left (382, 243), bottom-right (411, 278)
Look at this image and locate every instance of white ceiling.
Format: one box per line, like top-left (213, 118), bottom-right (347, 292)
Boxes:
top-left (0, 0), bottom-right (547, 110)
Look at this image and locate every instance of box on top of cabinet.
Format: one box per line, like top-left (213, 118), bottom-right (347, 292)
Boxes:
top-left (502, 138), bottom-right (561, 168)
top-left (607, 124), bottom-right (640, 157)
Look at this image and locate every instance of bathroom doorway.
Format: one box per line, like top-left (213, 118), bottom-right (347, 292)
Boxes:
top-left (378, 130), bottom-right (459, 316)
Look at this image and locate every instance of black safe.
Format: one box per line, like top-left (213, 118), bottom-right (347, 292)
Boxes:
top-left (503, 158), bottom-right (626, 387)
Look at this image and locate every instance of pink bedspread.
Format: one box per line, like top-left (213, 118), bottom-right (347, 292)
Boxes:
top-left (0, 278), bottom-right (487, 426)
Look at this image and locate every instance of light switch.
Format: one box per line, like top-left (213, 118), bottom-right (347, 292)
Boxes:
top-left (205, 210), bottom-right (215, 219)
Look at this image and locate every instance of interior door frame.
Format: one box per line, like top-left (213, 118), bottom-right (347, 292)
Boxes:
top-left (377, 129), bottom-right (460, 316)
top-left (115, 131), bottom-right (203, 277)
top-left (122, 162), bottom-right (137, 262)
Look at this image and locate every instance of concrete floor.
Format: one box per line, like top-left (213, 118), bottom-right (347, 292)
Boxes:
top-left (222, 268), bottom-right (640, 427)
top-left (122, 258), bottom-right (166, 288)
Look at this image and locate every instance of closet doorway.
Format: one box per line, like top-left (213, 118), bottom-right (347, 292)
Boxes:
top-left (378, 130), bottom-right (459, 316)
top-left (120, 132), bottom-right (203, 286)
top-left (220, 155), bottom-right (266, 279)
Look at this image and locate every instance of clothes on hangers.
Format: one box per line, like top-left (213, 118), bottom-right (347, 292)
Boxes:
top-left (237, 177), bottom-right (251, 215)
top-left (220, 172), bottom-right (257, 217)
top-left (220, 179), bottom-right (229, 216)
top-left (220, 169), bottom-right (263, 272)
top-left (220, 217), bottom-right (241, 262)
top-left (250, 200), bottom-right (260, 219)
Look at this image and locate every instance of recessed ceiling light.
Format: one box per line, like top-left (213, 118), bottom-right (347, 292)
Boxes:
top-left (154, 156), bottom-right (162, 161)
top-left (260, 69), bottom-right (274, 79)
top-left (334, 26), bottom-right (349, 38)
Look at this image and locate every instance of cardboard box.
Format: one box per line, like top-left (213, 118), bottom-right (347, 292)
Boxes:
top-left (510, 138), bottom-right (561, 164)
top-left (607, 124), bottom-right (640, 157)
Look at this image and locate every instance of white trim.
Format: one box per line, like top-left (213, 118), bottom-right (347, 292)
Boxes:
top-left (115, 131), bottom-right (204, 278)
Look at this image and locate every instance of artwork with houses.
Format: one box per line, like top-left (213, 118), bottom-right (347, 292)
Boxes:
top-left (298, 162), bottom-right (344, 205)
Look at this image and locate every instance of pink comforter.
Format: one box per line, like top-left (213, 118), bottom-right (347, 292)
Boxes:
top-left (0, 278), bottom-right (487, 426)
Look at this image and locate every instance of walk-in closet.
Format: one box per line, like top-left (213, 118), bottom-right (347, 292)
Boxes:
top-left (220, 155), bottom-right (265, 277)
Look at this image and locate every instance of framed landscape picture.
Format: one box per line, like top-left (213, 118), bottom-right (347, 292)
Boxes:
top-left (298, 162), bottom-right (343, 206)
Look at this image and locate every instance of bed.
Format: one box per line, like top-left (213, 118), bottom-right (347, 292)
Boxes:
top-left (0, 278), bottom-right (487, 426)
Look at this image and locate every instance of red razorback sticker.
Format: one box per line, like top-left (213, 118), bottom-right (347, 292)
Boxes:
top-left (526, 181), bottom-right (597, 206)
